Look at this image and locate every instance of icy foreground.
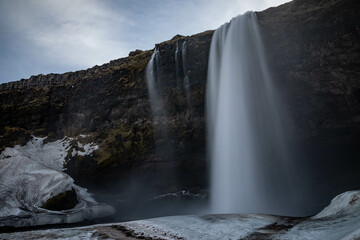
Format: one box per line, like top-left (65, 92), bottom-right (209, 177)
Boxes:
top-left (0, 137), bottom-right (114, 227)
top-left (1, 191), bottom-right (360, 240)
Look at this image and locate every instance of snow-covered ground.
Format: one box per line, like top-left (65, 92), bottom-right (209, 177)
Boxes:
top-left (1, 191), bottom-right (360, 239)
top-left (71, 141), bottom-right (99, 157)
top-left (116, 214), bottom-right (280, 239)
top-left (277, 191), bottom-right (360, 240)
top-left (0, 136), bottom-right (114, 227)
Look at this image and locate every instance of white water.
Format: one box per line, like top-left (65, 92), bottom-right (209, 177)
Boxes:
top-left (181, 41), bottom-right (191, 109)
top-left (175, 41), bottom-right (181, 86)
top-left (175, 40), bottom-right (191, 110)
top-left (146, 48), bottom-right (164, 116)
top-left (146, 47), bottom-right (175, 163)
top-left (207, 12), bottom-right (301, 215)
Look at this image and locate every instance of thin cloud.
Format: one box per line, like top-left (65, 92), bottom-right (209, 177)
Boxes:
top-left (1, 0), bottom-right (130, 69)
top-left (0, 0), bottom-right (291, 83)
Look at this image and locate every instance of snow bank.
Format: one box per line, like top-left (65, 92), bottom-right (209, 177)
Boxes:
top-left (0, 136), bottom-right (114, 227)
top-left (112, 191), bottom-right (360, 240)
top-left (0, 228), bottom-right (98, 240)
top-left (119, 214), bottom-right (278, 240)
top-left (314, 190), bottom-right (360, 219)
top-left (1, 136), bottom-right (71, 171)
top-left (278, 191), bottom-right (360, 240)
top-left (72, 141), bottom-right (99, 157)
top-left (1, 191), bottom-right (360, 239)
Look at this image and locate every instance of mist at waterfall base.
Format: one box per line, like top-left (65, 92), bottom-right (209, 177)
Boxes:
top-left (207, 12), bottom-right (310, 216)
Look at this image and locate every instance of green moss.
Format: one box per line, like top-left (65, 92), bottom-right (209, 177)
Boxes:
top-left (93, 121), bottom-right (154, 169)
top-left (0, 127), bottom-right (32, 152)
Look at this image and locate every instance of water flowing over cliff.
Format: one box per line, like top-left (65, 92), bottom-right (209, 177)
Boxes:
top-left (207, 12), bottom-right (304, 215)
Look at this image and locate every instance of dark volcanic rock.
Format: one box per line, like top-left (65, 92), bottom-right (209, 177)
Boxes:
top-left (0, 29), bottom-right (213, 197)
top-left (257, 0), bottom-right (360, 207)
top-left (41, 189), bottom-right (79, 211)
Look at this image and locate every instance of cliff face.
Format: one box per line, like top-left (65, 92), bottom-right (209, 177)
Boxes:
top-left (257, 0), bottom-right (360, 202)
top-left (0, 0), bottom-right (359, 206)
top-left (0, 31), bottom-right (212, 196)
top-left (258, 0), bottom-right (360, 139)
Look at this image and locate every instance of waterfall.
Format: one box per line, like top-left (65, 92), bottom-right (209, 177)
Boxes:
top-left (175, 42), bottom-right (181, 85)
top-left (207, 12), bottom-right (302, 215)
top-left (146, 47), bottom-right (174, 162)
top-left (175, 40), bottom-right (192, 111)
top-left (181, 41), bottom-right (191, 105)
top-left (146, 48), bottom-right (160, 114)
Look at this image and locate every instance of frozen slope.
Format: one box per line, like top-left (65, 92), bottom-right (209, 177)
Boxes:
top-left (0, 136), bottom-right (114, 227)
top-left (1, 191), bottom-right (360, 239)
top-left (277, 191), bottom-right (360, 240)
top-left (111, 191), bottom-right (360, 239)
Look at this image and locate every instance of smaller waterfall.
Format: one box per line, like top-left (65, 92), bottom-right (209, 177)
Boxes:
top-left (181, 41), bottom-right (191, 110)
top-left (146, 48), bottom-right (165, 116)
top-left (175, 42), bottom-right (181, 86)
top-left (174, 40), bottom-right (192, 112)
top-left (146, 48), bottom-right (174, 161)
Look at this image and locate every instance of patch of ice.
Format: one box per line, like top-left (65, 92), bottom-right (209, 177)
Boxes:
top-left (278, 191), bottom-right (360, 240)
top-left (0, 136), bottom-right (114, 227)
top-left (2, 191), bottom-right (360, 240)
top-left (341, 227), bottom-right (360, 240)
top-left (0, 156), bottom-right (73, 218)
top-left (72, 141), bottom-right (99, 157)
top-left (78, 142), bottom-right (99, 156)
top-left (0, 229), bottom-right (99, 240)
top-left (119, 214), bottom-right (277, 240)
top-left (114, 191), bottom-right (360, 240)
top-left (1, 136), bottom-right (71, 171)
top-left (313, 191), bottom-right (360, 219)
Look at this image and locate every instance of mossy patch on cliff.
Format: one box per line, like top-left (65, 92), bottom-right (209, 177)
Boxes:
top-left (94, 121), bottom-right (154, 168)
top-left (0, 126), bottom-right (32, 152)
top-left (63, 120), bottom-right (155, 188)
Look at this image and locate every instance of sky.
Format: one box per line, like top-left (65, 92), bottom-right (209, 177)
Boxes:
top-left (0, 0), bottom-right (290, 84)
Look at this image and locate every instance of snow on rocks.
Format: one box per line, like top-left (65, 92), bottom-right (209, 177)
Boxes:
top-left (313, 190), bottom-right (360, 219)
top-left (1, 191), bottom-right (360, 239)
top-left (96, 191), bottom-right (360, 240)
top-left (71, 141), bottom-right (99, 157)
top-left (1, 136), bottom-right (71, 171)
top-left (0, 136), bottom-right (114, 227)
top-left (106, 191), bottom-right (360, 239)
top-left (105, 191), bottom-right (360, 240)
top-left (277, 191), bottom-right (360, 240)
top-left (116, 214), bottom-right (279, 240)
top-left (0, 228), bottom-right (99, 240)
